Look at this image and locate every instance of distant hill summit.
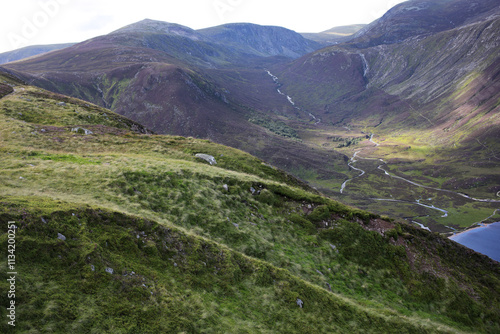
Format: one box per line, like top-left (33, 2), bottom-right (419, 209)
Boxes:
top-left (0, 43), bottom-right (74, 64)
top-left (350, 0), bottom-right (500, 47)
top-left (301, 24), bottom-right (366, 45)
top-left (110, 18), bottom-right (208, 41)
top-left (198, 23), bottom-right (321, 58)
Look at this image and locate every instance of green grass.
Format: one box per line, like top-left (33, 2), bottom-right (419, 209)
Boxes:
top-left (0, 80), bottom-right (499, 333)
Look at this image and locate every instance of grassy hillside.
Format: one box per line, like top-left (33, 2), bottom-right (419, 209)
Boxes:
top-left (1, 77), bottom-right (500, 333)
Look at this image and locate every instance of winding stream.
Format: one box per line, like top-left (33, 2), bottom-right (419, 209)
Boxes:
top-left (339, 134), bottom-right (499, 231)
top-left (340, 151), bottom-right (365, 194)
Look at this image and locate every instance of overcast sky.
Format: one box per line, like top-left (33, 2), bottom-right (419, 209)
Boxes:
top-left (0, 0), bottom-right (407, 53)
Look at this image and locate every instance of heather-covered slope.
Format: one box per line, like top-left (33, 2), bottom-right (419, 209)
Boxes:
top-left (1, 73), bottom-right (500, 333)
top-left (198, 23), bottom-right (322, 58)
top-left (348, 0), bottom-right (500, 47)
top-left (0, 20), bottom-right (345, 189)
top-left (269, 0), bottom-right (500, 228)
top-left (0, 43), bottom-right (74, 65)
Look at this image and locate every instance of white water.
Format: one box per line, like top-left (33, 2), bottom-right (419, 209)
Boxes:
top-left (340, 151), bottom-right (366, 194)
top-left (265, 70), bottom-right (321, 124)
top-left (369, 133), bottom-right (379, 147)
top-left (413, 221), bottom-right (431, 231)
top-left (358, 53), bottom-right (369, 78)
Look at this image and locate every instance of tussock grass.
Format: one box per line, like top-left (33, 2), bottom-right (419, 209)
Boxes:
top-left (1, 81), bottom-right (499, 333)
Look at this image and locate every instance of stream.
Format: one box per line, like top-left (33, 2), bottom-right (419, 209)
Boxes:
top-left (265, 70), bottom-right (321, 124)
top-left (340, 151), bottom-right (365, 194)
top-left (339, 134), bottom-right (499, 231)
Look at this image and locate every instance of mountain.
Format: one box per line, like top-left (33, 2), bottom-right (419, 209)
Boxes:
top-left (2, 0), bottom-right (500, 234)
top-left (301, 24), bottom-right (366, 45)
top-left (348, 0), bottom-right (500, 47)
top-left (198, 23), bottom-right (322, 58)
top-left (1, 71), bottom-right (500, 333)
top-left (0, 19), bottom-right (347, 191)
top-left (0, 43), bottom-right (74, 64)
top-left (110, 19), bottom-right (208, 41)
top-left (269, 0), bottom-right (500, 228)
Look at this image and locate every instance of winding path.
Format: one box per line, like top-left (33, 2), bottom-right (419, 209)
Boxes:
top-left (377, 163), bottom-right (500, 203)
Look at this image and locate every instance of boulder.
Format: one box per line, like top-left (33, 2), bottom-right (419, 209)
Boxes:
top-left (71, 127), bottom-right (93, 135)
top-left (195, 153), bottom-right (217, 165)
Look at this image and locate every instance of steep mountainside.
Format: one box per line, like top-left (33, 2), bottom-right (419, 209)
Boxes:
top-left (348, 0), bottom-right (500, 47)
top-left (0, 21), bottom-right (346, 186)
top-left (269, 0), bottom-right (500, 229)
top-left (198, 23), bottom-right (322, 58)
top-left (0, 43), bottom-right (74, 65)
top-left (1, 72), bottom-right (500, 333)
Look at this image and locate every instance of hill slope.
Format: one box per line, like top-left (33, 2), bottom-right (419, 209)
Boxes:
top-left (198, 23), bottom-right (322, 58)
top-left (0, 43), bottom-right (74, 65)
top-left (2, 0), bottom-right (500, 233)
top-left (1, 72), bottom-right (500, 332)
top-left (268, 0), bottom-right (500, 228)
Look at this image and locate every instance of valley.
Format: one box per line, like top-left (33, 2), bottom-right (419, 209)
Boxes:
top-left (1, 0), bottom-right (500, 331)
top-left (1, 71), bottom-right (500, 333)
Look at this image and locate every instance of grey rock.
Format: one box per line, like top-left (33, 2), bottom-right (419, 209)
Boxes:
top-left (90, 265), bottom-right (95, 272)
top-left (195, 153), bottom-right (217, 165)
top-left (296, 298), bottom-right (304, 308)
top-left (250, 187), bottom-right (256, 194)
top-left (41, 217), bottom-right (47, 224)
top-left (105, 267), bottom-right (114, 274)
top-left (223, 184), bottom-right (229, 192)
top-left (71, 127), bottom-right (93, 135)
top-left (232, 223), bottom-right (239, 228)
top-left (57, 102), bottom-right (66, 106)
top-left (57, 233), bottom-right (66, 241)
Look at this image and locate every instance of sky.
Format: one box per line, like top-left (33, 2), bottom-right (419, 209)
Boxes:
top-left (0, 0), bottom-right (408, 53)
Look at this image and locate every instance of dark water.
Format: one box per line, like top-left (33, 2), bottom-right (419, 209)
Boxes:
top-left (450, 222), bottom-right (500, 262)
